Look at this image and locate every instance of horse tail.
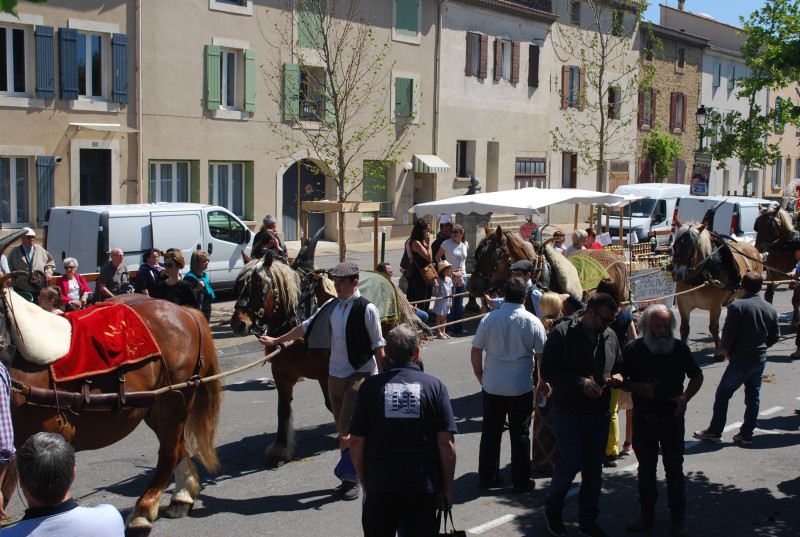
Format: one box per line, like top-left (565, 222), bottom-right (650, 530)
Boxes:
top-left (185, 309), bottom-right (222, 474)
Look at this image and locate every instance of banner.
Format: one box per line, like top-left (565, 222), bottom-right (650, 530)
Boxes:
top-left (632, 268), bottom-right (675, 310)
top-left (690, 152), bottom-right (713, 196)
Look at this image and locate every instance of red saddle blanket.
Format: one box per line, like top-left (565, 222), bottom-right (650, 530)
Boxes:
top-left (50, 302), bottom-right (163, 383)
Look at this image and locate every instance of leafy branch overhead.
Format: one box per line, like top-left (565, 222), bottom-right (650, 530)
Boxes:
top-left (642, 128), bottom-right (682, 182)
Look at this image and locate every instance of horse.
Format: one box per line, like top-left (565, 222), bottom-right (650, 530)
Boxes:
top-left (0, 231), bottom-right (222, 537)
top-left (754, 205), bottom-right (800, 326)
top-left (670, 220), bottom-right (763, 358)
top-left (468, 225), bottom-right (629, 303)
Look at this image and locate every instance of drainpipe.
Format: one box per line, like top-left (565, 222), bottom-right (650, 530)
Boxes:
top-left (136, 0), bottom-right (143, 203)
top-left (434, 1), bottom-right (447, 157)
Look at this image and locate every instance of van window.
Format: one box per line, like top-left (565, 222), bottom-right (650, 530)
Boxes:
top-left (612, 199), bottom-right (657, 218)
top-left (208, 210), bottom-right (246, 244)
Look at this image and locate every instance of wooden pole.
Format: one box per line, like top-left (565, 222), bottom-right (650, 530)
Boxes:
top-left (373, 212), bottom-right (379, 270)
top-left (605, 205), bottom-right (610, 233)
top-left (619, 208), bottom-right (624, 244)
top-left (573, 205), bottom-right (579, 230)
top-left (303, 210), bottom-right (309, 241)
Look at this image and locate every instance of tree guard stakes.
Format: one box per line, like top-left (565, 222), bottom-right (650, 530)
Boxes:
top-left (300, 200), bottom-right (383, 266)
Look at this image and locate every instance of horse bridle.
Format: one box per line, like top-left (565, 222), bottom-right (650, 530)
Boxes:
top-left (756, 212), bottom-right (792, 250)
top-left (473, 233), bottom-right (513, 291)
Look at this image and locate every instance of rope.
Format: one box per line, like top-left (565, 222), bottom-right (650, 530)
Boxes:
top-left (621, 282), bottom-right (711, 307)
top-left (407, 290), bottom-right (470, 306)
top-left (629, 266), bottom-right (668, 279)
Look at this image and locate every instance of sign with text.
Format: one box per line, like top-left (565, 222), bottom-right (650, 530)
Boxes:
top-left (690, 152), bottom-right (713, 196)
top-left (632, 268), bottom-right (675, 310)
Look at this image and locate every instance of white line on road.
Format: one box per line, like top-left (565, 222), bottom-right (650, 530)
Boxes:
top-left (759, 406), bottom-right (783, 416)
top-left (468, 514), bottom-right (517, 534)
top-left (447, 338), bottom-right (471, 345)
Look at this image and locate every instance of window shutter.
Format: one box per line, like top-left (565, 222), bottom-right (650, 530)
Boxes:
top-left (650, 88), bottom-right (657, 125)
top-left (245, 161), bottom-right (254, 221)
top-left (396, 0), bottom-right (419, 36)
top-left (395, 77), bottom-right (412, 117)
top-left (58, 27), bottom-right (78, 100)
top-left (669, 92), bottom-right (677, 132)
top-left (282, 63), bottom-right (300, 121)
top-left (148, 162), bottom-right (156, 202)
top-left (493, 40), bottom-right (502, 81)
top-left (712, 62), bottom-right (721, 88)
top-left (34, 26), bottom-right (55, 99)
top-left (639, 159), bottom-right (650, 183)
top-left (36, 156), bottom-right (55, 228)
top-left (561, 65), bottom-right (569, 109)
top-left (190, 160), bottom-right (200, 203)
top-left (637, 91), bottom-right (644, 127)
top-left (680, 93), bottom-right (686, 133)
top-left (478, 34), bottom-right (488, 79)
top-left (324, 70), bottom-right (336, 124)
top-left (528, 45), bottom-right (539, 87)
top-left (465, 33), bottom-right (474, 77)
top-left (727, 65), bottom-right (735, 89)
top-left (578, 67), bottom-right (586, 110)
top-left (510, 41), bottom-right (520, 84)
top-left (244, 48), bottom-right (256, 113)
top-left (411, 78), bottom-right (418, 117)
top-left (111, 33), bottom-right (129, 103)
top-left (205, 44), bottom-right (221, 110)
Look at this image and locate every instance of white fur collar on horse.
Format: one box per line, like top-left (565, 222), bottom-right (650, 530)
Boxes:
top-left (4, 286), bottom-right (71, 365)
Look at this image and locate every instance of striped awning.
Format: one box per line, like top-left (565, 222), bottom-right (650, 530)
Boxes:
top-left (412, 154), bottom-right (450, 174)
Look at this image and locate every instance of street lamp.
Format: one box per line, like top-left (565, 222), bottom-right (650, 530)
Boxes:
top-left (695, 105), bottom-right (709, 151)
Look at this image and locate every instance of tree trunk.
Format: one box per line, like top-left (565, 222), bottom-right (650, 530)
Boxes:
top-left (338, 209), bottom-right (346, 262)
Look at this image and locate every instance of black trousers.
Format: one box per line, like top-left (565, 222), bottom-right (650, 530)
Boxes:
top-left (361, 490), bottom-right (438, 537)
top-left (632, 411), bottom-right (686, 517)
top-left (478, 389), bottom-right (533, 488)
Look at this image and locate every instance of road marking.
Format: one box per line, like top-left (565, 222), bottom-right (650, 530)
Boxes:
top-left (468, 514), bottom-right (517, 534)
top-left (447, 338), bottom-right (471, 345)
top-left (759, 406), bottom-right (783, 416)
top-left (753, 427), bottom-right (781, 435)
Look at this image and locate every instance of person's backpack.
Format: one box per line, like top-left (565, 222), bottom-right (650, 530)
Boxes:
top-left (399, 240), bottom-right (412, 275)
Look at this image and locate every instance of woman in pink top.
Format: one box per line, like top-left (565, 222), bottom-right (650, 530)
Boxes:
top-left (57, 257), bottom-right (92, 311)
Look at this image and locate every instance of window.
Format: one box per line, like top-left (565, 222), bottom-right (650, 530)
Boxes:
top-left (362, 160), bottom-right (391, 218)
top-left (393, 74), bottom-right (418, 121)
top-left (570, 1), bottom-right (581, 26)
top-left (297, 0), bottom-right (325, 49)
top-left (465, 32), bottom-right (488, 79)
top-left (642, 36), bottom-right (654, 61)
top-left (727, 64), bottom-right (735, 89)
top-left (207, 209), bottom-right (247, 244)
top-left (608, 85), bottom-right (621, 120)
top-left (282, 63), bottom-right (331, 123)
top-left (455, 140), bottom-right (475, 178)
top-left (1, 26), bottom-right (27, 94)
top-left (562, 153), bottom-right (577, 188)
top-left (1, 15), bottom-right (54, 105)
top-left (774, 96), bottom-right (785, 132)
top-left (205, 41), bottom-right (256, 116)
top-left (676, 47), bottom-right (685, 71)
top-left (561, 65), bottom-right (584, 109)
top-left (394, 0), bottom-right (419, 42)
top-left (612, 10), bottom-right (624, 37)
top-left (77, 32), bottom-right (104, 98)
top-left (209, 0), bottom-right (253, 16)
top-left (0, 156), bottom-right (30, 225)
top-left (493, 39), bottom-right (519, 83)
top-left (515, 158), bottom-right (546, 189)
top-left (149, 161), bottom-right (190, 203)
top-left (528, 44), bottom-right (540, 87)
top-left (669, 92), bottom-right (685, 133)
top-left (712, 61), bottom-right (721, 87)
top-left (772, 158), bottom-right (783, 189)
top-left (638, 88), bottom-right (656, 128)
top-left (209, 162), bottom-right (245, 218)
top-left (786, 158), bottom-right (792, 184)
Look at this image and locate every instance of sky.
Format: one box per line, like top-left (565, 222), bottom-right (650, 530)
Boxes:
top-left (643, 0), bottom-right (767, 28)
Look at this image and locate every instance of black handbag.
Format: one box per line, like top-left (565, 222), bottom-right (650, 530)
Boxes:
top-left (437, 508), bottom-right (466, 537)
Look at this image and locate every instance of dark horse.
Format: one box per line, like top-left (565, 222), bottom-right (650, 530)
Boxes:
top-left (754, 205), bottom-right (800, 326)
top-left (0, 230), bottom-right (222, 536)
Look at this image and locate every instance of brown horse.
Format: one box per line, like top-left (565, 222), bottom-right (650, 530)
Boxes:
top-left (670, 221), bottom-right (763, 358)
top-left (0, 233), bottom-right (221, 537)
top-left (754, 205), bottom-right (800, 326)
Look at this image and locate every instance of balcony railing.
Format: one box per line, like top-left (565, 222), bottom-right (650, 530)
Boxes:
top-left (362, 201), bottom-right (394, 219)
top-left (299, 98), bottom-right (324, 122)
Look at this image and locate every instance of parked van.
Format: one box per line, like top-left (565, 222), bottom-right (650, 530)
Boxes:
top-left (671, 195), bottom-right (774, 242)
top-left (602, 183), bottom-right (689, 247)
top-left (45, 203), bottom-right (253, 290)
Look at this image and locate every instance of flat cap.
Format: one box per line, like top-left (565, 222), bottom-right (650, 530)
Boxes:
top-left (509, 259), bottom-right (534, 273)
top-left (329, 261), bottom-right (360, 278)
top-left (22, 227), bottom-right (36, 237)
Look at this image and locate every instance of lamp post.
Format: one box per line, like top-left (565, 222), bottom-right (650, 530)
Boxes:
top-left (695, 105), bottom-right (709, 151)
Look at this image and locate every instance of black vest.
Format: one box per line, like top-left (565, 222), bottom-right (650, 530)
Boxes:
top-left (305, 296), bottom-right (376, 371)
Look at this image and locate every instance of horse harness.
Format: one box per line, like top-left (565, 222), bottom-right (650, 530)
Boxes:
top-left (671, 228), bottom-right (747, 291)
top-left (6, 295), bottom-right (208, 415)
top-left (473, 232), bottom-right (514, 292)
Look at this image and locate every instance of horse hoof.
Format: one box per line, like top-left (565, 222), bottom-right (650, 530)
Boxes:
top-left (163, 501), bottom-right (194, 519)
top-left (265, 455), bottom-right (289, 468)
top-left (125, 519), bottom-right (153, 537)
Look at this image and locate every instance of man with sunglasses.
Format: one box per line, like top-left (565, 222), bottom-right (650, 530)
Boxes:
top-left (541, 292), bottom-right (623, 537)
top-left (259, 261), bottom-right (385, 502)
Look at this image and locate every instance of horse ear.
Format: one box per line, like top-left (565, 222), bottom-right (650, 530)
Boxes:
top-left (264, 251), bottom-right (274, 268)
top-left (495, 225), bottom-right (502, 236)
top-left (696, 223), bottom-right (706, 234)
top-left (241, 251), bottom-right (251, 264)
top-left (673, 216), bottom-right (683, 229)
top-left (483, 223), bottom-right (491, 236)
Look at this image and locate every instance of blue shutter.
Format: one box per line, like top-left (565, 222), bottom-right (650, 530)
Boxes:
top-left (35, 26), bottom-right (55, 99)
top-left (36, 156), bottom-right (55, 228)
top-left (58, 28), bottom-right (78, 100)
top-left (111, 33), bottom-right (129, 103)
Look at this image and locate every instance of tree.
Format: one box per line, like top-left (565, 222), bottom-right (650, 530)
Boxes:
top-left (0, 0), bottom-right (46, 16)
top-left (263, 0), bottom-right (418, 261)
top-left (550, 0), bottom-right (651, 195)
top-left (642, 129), bottom-right (682, 182)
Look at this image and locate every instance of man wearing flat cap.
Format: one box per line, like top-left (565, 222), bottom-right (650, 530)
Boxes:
top-left (8, 227), bottom-right (55, 300)
top-left (483, 259), bottom-right (544, 317)
top-left (260, 260), bottom-right (385, 501)
top-left (252, 215), bottom-right (287, 258)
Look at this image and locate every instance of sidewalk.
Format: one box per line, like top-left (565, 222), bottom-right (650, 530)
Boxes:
top-left (284, 238), bottom-right (408, 271)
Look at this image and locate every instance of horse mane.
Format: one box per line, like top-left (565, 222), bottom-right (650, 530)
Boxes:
top-left (504, 232), bottom-right (537, 260)
top-left (258, 259), bottom-right (301, 316)
top-left (676, 223), bottom-right (712, 257)
top-left (775, 208), bottom-right (794, 234)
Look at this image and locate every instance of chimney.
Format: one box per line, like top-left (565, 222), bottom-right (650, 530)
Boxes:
top-left (678, 0), bottom-right (686, 10)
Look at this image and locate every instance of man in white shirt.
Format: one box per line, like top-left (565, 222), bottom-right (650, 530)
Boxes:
top-left (260, 261), bottom-right (385, 501)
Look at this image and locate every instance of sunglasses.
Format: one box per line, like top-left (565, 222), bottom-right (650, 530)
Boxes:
top-left (592, 308), bottom-right (617, 325)
top-left (164, 263), bottom-right (176, 269)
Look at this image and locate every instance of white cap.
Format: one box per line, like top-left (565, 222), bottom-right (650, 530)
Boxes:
top-left (22, 227), bottom-right (36, 237)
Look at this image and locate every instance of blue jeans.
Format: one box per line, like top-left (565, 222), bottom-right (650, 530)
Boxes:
top-left (708, 360), bottom-right (765, 436)
top-left (447, 284), bottom-right (466, 333)
top-left (546, 408), bottom-right (610, 528)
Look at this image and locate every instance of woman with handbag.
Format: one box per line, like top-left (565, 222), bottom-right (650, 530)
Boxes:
top-left (405, 218), bottom-right (437, 314)
top-left (436, 224), bottom-right (468, 334)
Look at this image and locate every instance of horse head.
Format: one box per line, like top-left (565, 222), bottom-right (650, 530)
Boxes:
top-left (468, 225), bottom-right (538, 297)
top-left (754, 204), bottom-right (790, 253)
top-left (670, 223), bottom-right (711, 283)
top-left (230, 253), bottom-right (302, 337)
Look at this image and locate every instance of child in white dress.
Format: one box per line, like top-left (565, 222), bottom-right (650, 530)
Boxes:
top-left (433, 260), bottom-right (453, 339)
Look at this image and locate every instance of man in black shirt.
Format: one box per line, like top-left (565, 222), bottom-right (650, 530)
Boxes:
top-left (614, 305), bottom-right (703, 537)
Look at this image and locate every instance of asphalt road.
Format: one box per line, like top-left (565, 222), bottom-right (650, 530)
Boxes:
top-left (3, 258), bottom-right (800, 536)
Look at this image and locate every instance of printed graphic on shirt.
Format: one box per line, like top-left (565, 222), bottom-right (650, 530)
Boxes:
top-left (384, 382), bottom-right (421, 418)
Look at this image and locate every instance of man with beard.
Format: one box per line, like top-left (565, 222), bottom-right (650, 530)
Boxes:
top-left (611, 304), bottom-right (703, 537)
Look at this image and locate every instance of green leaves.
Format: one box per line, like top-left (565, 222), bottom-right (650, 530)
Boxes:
top-left (642, 129), bottom-right (682, 182)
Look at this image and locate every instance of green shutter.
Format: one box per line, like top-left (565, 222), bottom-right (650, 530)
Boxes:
top-left (282, 63), bottom-right (300, 122)
top-left (395, 0), bottom-right (419, 37)
top-left (411, 78), bottom-right (418, 117)
top-left (244, 49), bottom-right (256, 113)
top-left (208, 164), bottom-right (214, 203)
top-left (205, 44), bottom-right (221, 110)
top-left (190, 160), bottom-right (200, 203)
top-left (395, 77), bottom-right (412, 118)
top-left (245, 161), bottom-right (254, 221)
top-left (148, 162), bottom-right (156, 202)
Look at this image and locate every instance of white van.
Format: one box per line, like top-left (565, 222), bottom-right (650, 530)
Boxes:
top-left (45, 203), bottom-right (253, 290)
top-left (603, 183), bottom-right (689, 247)
top-left (671, 195), bottom-right (774, 242)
